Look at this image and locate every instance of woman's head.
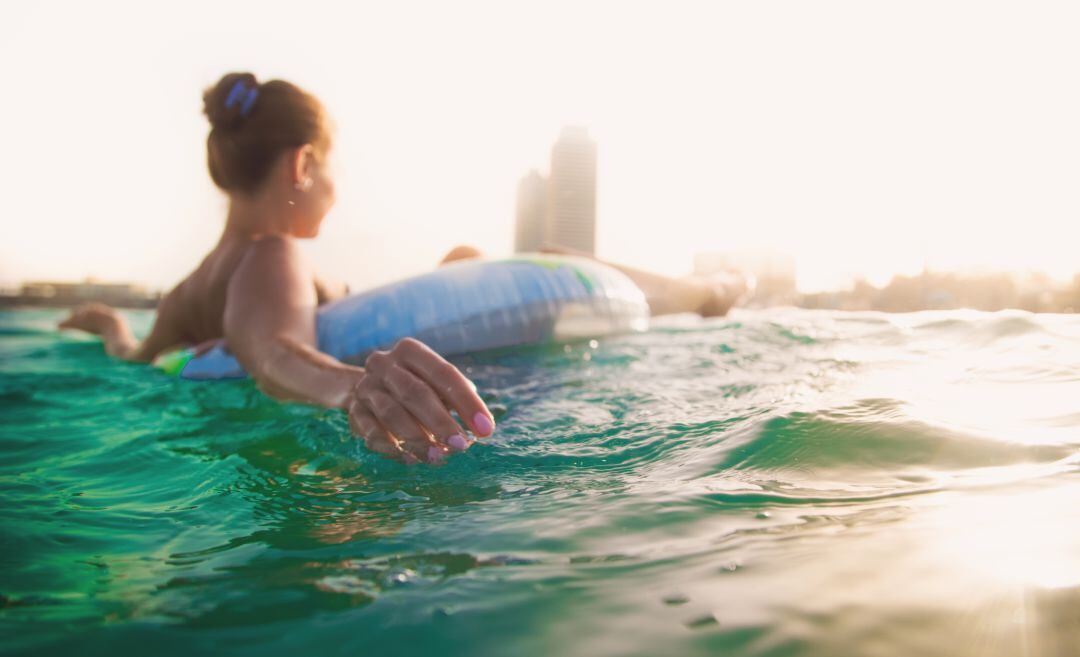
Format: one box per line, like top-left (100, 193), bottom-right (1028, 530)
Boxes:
top-left (203, 72), bottom-right (335, 237)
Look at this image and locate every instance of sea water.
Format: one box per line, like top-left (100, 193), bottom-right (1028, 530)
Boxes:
top-left (3, 308), bottom-right (1080, 657)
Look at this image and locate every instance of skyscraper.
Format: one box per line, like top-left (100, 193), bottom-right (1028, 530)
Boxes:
top-left (545, 126), bottom-right (597, 255)
top-left (514, 169), bottom-right (547, 253)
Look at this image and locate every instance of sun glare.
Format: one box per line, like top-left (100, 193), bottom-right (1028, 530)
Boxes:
top-left (927, 484), bottom-right (1080, 591)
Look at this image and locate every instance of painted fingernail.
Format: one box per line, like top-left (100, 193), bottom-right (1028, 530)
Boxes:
top-left (403, 453), bottom-right (420, 465)
top-left (427, 446), bottom-right (446, 463)
top-left (447, 434), bottom-right (468, 451)
top-left (473, 412), bottom-right (494, 436)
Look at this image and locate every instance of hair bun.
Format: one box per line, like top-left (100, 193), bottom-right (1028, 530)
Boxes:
top-left (203, 72), bottom-right (330, 193)
top-left (203, 72), bottom-right (259, 131)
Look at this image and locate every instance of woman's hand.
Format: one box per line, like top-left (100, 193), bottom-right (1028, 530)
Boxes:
top-left (58, 303), bottom-right (124, 336)
top-left (59, 303), bottom-right (140, 359)
top-left (346, 337), bottom-right (495, 465)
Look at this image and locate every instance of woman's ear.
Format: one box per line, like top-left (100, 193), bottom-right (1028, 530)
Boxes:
top-left (290, 144), bottom-right (316, 189)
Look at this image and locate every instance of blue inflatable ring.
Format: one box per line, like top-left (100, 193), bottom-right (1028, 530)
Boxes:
top-left (153, 254), bottom-right (649, 380)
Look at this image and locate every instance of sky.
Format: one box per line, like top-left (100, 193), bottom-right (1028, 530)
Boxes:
top-left (1, 0), bottom-right (1077, 293)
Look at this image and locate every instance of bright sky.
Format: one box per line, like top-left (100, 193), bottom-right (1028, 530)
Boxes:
top-left (1, 0), bottom-right (1077, 293)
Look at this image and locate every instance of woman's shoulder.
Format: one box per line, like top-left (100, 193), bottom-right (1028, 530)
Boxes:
top-left (228, 234), bottom-right (313, 287)
top-left (181, 235), bottom-right (305, 304)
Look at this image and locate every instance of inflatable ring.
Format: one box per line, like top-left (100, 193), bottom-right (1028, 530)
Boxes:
top-left (154, 254), bottom-right (649, 380)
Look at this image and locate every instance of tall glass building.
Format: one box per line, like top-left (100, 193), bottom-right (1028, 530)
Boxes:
top-left (545, 126), bottom-right (597, 255)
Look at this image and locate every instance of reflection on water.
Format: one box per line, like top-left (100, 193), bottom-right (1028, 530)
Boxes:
top-left (2, 308), bottom-right (1080, 656)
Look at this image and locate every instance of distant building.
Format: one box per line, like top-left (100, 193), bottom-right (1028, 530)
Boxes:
top-left (1, 279), bottom-right (160, 309)
top-left (514, 170), bottom-right (548, 253)
top-left (796, 269), bottom-right (1080, 313)
top-left (544, 126), bottom-right (597, 255)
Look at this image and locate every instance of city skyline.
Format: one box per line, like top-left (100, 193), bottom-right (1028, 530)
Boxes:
top-left (514, 126), bottom-right (598, 255)
top-left (8, 263), bottom-right (1080, 314)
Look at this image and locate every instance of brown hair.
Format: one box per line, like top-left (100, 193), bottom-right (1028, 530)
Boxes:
top-left (202, 72), bottom-right (331, 194)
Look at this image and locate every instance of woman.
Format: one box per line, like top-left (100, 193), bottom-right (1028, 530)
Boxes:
top-left (60, 72), bottom-right (746, 466)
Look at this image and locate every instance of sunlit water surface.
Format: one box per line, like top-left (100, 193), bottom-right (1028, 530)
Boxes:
top-left (3, 308), bottom-right (1080, 657)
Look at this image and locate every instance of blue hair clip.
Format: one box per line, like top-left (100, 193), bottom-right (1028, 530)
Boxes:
top-left (240, 87), bottom-right (259, 117)
top-left (224, 80), bottom-right (259, 118)
top-left (224, 80), bottom-right (247, 110)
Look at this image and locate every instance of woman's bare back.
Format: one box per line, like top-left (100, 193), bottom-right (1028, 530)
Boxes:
top-left (157, 236), bottom-right (344, 355)
top-left (171, 238), bottom-right (253, 345)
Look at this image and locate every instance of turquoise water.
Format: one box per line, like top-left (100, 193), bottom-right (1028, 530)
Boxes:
top-left (3, 308), bottom-right (1080, 657)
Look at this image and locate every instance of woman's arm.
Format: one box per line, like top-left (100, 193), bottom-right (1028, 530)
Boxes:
top-left (223, 237), bottom-right (357, 407)
top-left (225, 236), bottom-right (494, 464)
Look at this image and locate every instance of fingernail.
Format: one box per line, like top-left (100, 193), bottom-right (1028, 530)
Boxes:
top-left (447, 434), bottom-right (468, 451)
top-left (473, 412), bottom-right (494, 436)
top-left (427, 446), bottom-right (446, 463)
top-left (403, 453), bottom-right (420, 465)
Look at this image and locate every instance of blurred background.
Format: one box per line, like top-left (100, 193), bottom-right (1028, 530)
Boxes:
top-left (2, 0), bottom-right (1078, 312)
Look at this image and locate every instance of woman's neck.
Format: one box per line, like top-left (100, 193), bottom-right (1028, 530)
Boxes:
top-left (222, 192), bottom-right (291, 241)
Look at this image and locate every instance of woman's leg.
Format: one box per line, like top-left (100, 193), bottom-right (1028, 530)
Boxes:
top-left (606, 261), bottom-right (747, 317)
top-left (539, 245), bottom-right (748, 317)
top-left (437, 243), bottom-right (748, 316)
